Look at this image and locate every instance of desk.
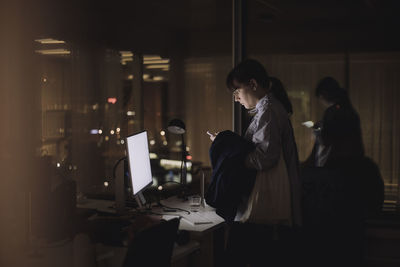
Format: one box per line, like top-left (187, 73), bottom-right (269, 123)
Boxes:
top-left (156, 196), bottom-right (226, 267)
top-left (77, 196), bottom-right (225, 232)
top-left (77, 196), bottom-right (226, 267)
top-left (155, 196), bottom-right (225, 232)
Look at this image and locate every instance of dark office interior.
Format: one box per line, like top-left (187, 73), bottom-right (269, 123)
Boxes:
top-left (1, 0), bottom-right (400, 266)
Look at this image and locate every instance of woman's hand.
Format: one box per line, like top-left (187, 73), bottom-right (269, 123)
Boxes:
top-left (207, 131), bottom-right (219, 142)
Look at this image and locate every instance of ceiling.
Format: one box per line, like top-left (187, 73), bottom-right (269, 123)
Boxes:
top-left (25, 0), bottom-right (400, 54)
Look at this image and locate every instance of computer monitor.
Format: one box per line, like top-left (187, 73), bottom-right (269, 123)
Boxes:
top-left (126, 130), bottom-right (153, 208)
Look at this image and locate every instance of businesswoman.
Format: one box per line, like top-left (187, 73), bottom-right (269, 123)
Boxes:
top-left (210, 59), bottom-right (302, 267)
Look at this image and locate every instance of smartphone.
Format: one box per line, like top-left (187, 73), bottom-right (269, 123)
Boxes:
top-left (301, 121), bottom-right (314, 128)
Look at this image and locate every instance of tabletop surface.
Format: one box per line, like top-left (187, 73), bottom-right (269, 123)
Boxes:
top-left (77, 195), bottom-right (225, 232)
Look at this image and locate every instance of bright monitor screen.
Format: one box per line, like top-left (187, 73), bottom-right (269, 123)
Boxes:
top-left (126, 131), bottom-right (153, 195)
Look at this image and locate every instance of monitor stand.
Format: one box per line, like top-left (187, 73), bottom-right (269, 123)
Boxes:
top-left (115, 157), bottom-right (127, 213)
top-left (134, 192), bottom-right (147, 211)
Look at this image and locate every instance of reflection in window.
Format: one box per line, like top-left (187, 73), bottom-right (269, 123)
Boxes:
top-left (36, 41), bottom-right (203, 198)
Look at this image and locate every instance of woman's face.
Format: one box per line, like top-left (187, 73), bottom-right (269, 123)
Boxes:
top-left (232, 80), bottom-right (259, 109)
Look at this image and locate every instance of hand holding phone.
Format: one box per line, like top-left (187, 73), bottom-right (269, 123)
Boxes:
top-left (207, 131), bottom-right (218, 141)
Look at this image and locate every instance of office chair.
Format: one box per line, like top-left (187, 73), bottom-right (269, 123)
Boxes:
top-left (122, 217), bottom-right (180, 267)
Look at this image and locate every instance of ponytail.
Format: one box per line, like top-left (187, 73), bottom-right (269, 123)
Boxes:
top-left (270, 77), bottom-right (293, 115)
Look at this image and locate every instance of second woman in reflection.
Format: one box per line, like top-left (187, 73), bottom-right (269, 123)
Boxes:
top-left (303, 76), bottom-right (364, 167)
top-left (217, 59), bottom-right (302, 267)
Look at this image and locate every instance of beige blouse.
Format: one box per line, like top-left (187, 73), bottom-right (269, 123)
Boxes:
top-left (234, 93), bottom-right (300, 226)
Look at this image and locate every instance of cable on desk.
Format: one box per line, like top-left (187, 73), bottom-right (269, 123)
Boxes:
top-left (158, 202), bottom-right (190, 215)
top-left (112, 156), bottom-right (127, 180)
top-left (160, 181), bottom-right (182, 186)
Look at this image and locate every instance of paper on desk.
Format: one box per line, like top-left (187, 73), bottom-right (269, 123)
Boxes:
top-left (162, 214), bottom-right (181, 221)
top-left (162, 210), bottom-right (223, 226)
top-left (181, 213), bottom-right (212, 226)
top-left (185, 210), bottom-right (225, 225)
top-left (161, 213), bottom-right (211, 226)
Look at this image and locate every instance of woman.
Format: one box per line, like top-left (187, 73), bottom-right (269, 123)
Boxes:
top-left (301, 77), bottom-right (371, 267)
top-left (304, 76), bottom-right (364, 167)
top-left (210, 59), bottom-right (301, 267)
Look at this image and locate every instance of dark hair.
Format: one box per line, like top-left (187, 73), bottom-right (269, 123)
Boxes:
top-left (315, 76), bottom-right (349, 105)
top-left (270, 77), bottom-right (293, 115)
top-left (226, 59), bottom-right (270, 91)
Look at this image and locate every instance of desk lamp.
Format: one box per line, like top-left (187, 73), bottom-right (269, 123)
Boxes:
top-left (167, 119), bottom-right (188, 199)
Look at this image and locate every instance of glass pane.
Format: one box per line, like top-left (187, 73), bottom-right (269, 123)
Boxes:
top-left (5, 1), bottom-right (233, 201)
top-left (246, 0), bottom-right (400, 212)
